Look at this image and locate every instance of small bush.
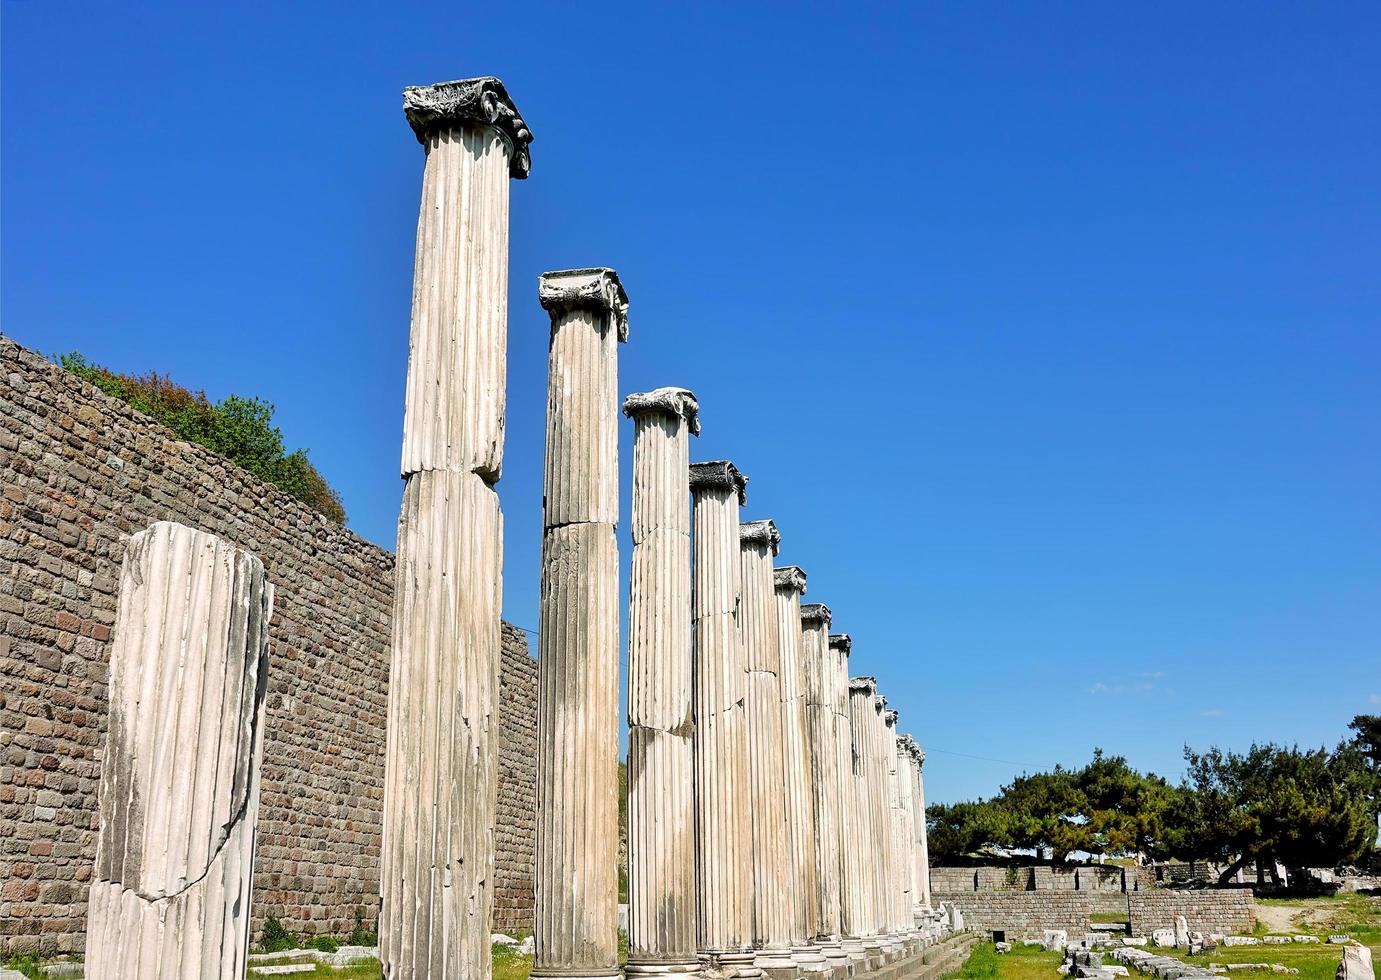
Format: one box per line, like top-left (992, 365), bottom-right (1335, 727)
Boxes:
top-left (261, 915), bottom-right (298, 953)
top-left (348, 905), bottom-right (378, 946)
top-left (56, 352), bottom-right (346, 524)
top-left (305, 935), bottom-right (340, 953)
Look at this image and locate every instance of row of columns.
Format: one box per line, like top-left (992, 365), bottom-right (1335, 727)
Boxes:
top-left (78, 73), bottom-right (942, 980)
top-left (376, 74), bottom-right (943, 980)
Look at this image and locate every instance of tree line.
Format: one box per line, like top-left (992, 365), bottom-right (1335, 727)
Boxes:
top-left (927, 715), bottom-right (1381, 884)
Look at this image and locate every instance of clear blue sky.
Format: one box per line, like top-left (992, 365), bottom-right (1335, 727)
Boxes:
top-left (4, 1), bottom-right (1378, 804)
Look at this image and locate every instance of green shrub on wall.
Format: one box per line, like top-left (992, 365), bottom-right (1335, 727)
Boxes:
top-left (56, 352), bottom-right (347, 525)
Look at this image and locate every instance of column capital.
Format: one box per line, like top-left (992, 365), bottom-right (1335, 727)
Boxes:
top-left (884, 709), bottom-right (899, 727)
top-left (800, 603), bottom-right (832, 627)
top-left (900, 735), bottom-right (926, 766)
top-left (829, 634), bottom-right (852, 657)
top-left (622, 387), bottom-right (700, 435)
top-left (772, 565), bottom-right (807, 596)
top-left (848, 675), bottom-right (876, 695)
top-left (740, 519), bottom-right (780, 556)
top-left (403, 76), bottom-right (533, 178)
top-left (689, 460), bottom-right (747, 504)
top-left (539, 268), bottom-right (629, 341)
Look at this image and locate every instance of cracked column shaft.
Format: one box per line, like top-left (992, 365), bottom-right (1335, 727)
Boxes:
top-left (85, 520), bottom-right (272, 980)
top-left (802, 608), bottom-right (849, 977)
top-left (533, 268), bottom-right (628, 980)
top-left (832, 639), bottom-right (869, 970)
top-left (382, 75), bottom-right (531, 980)
top-left (625, 389), bottom-right (701, 979)
top-left (740, 520), bottom-right (797, 980)
top-left (846, 677), bottom-right (883, 960)
top-left (774, 568), bottom-right (826, 976)
top-left (690, 461), bottom-right (759, 979)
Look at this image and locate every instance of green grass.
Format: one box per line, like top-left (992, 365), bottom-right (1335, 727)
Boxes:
top-left (945, 942), bottom-right (1063, 980)
top-left (1090, 912), bottom-right (1130, 923)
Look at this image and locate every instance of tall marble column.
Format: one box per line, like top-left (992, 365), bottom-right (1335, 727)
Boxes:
top-left (383, 75), bottom-right (532, 980)
top-left (906, 740), bottom-right (932, 910)
top-left (831, 637), bottom-right (868, 971)
top-left (740, 520), bottom-right (796, 980)
top-left (802, 608), bottom-right (848, 978)
top-left (893, 729), bottom-right (917, 931)
top-left (625, 389), bottom-right (701, 979)
top-left (690, 461), bottom-right (759, 979)
top-left (846, 676), bottom-right (882, 962)
top-left (868, 698), bottom-right (900, 955)
top-left (534, 268), bottom-right (629, 980)
top-left (883, 710), bottom-right (910, 935)
top-left (900, 739), bottom-right (933, 916)
top-left (774, 569), bottom-right (826, 977)
top-left (85, 521), bottom-right (272, 980)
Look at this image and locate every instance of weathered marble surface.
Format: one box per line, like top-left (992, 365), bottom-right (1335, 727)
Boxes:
top-left (533, 269), bottom-right (627, 980)
top-left (625, 390), bottom-right (700, 977)
top-left (690, 462), bottom-right (759, 978)
top-left (85, 521), bottom-right (272, 980)
top-left (383, 74), bottom-right (527, 980)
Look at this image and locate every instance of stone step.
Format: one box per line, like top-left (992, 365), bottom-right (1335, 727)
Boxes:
top-left (249, 965), bottom-right (317, 977)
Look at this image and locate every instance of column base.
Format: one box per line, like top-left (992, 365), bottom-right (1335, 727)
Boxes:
top-left (707, 948), bottom-right (764, 980)
top-left (755, 946), bottom-right (801, 980)
top-left (791, 944), bottom-right (830, 975)
top-left (531, 972), bottom-right (624, 980)
top-left (627, 960), bottom-right (702, 978)
top-left (816, 939), bottom-right (852, 980)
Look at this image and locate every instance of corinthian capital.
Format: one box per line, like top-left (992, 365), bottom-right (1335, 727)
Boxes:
top-left (801, 603), bottom-right (832, 627)
top-left (403, 76), bottom-right (533, 178)
top-left (740, 520), bottom-right (781, 556)
top-left (773, 565), bottom-right (807, 596)
top-left (623, 387), bottom-right (700, 435)
top-left (539, 268), bottom-right (630, 341)
top-left (689, 460), bottom-right (748, 504)
top-left (830, 634), bottom-right (852, 657)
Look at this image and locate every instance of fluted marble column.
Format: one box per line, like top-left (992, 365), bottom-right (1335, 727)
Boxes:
top-left (802, 608), bottom-right (848, 978)
top-left (534, 268), bottom-right (629, 980)
top-left (774, 569), bottom-right (826, 976)
top-left (625, 389), bottom-right (701, 979)
top-left (894, 729), bottom-right (917, 931)
top-left (905, 740), bottom-right (932, 910)
top-left (846, 678), bottom-right (883, 962)
top-left (740, 520), bottom-right (796, 980)
top-left (690, 461), bottom-right (759, 979)
top-left (868, 698), bottom-right (900, 955)
top-left (85, 521), bottom-right (272, 980)
top-left (831, 638), bottom-right (868, 970)
top-left (883, 710), bottom-right (910, 936)
top-left (383, 75), bottom-right (531, 980)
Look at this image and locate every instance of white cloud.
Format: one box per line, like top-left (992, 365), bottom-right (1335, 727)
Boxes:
top-left (1369, 693), bottom-right (1381, 705)
top-left (1200, 708), bottom-right (1225, 717)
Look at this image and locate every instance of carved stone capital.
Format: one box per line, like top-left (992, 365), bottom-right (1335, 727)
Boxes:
top-left (829, 634), bottom-right (852, 657)
top-left (689, 460), bottom-right (747, 505)
top-left (539, 268), bottom-right (630, 342)
top-left (848, 675), bottom-right (875, 695)
top-left (900, 734), bottom-right (926, 766)
top-left (884, 709), bottom-right (899, 727)
top-left (403, 76), bottom-right (533, 178)
top-left (773, 565), bottom-right (807, 596)
top-left (622, 387), bottom-right (700, 435)
top-left (800, 603), bottom-right (832, 627)
top-left (739, 520), bottom-right (780, 556)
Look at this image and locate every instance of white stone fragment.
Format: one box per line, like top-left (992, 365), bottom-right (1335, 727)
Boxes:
top-left (84, 521), bottom-right (272, 980)
top-left (1337, 943), bottom-right (1374, 980)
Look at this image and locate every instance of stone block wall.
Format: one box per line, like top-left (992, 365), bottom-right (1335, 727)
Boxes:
top-left (931, 865), bottom-right (1140, 893)
top-left (1128, 891), bottom-right (1255, 937)
top-left (0, 337), bottom-right (538, 954)
top-left (932, 891), bottom-right (1092, 939)
top-left (495, 627), bottom-right (538, 936)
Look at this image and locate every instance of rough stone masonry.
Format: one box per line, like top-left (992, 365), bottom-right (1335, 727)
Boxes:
top-left (0, 335), bottom-right (538, 955)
